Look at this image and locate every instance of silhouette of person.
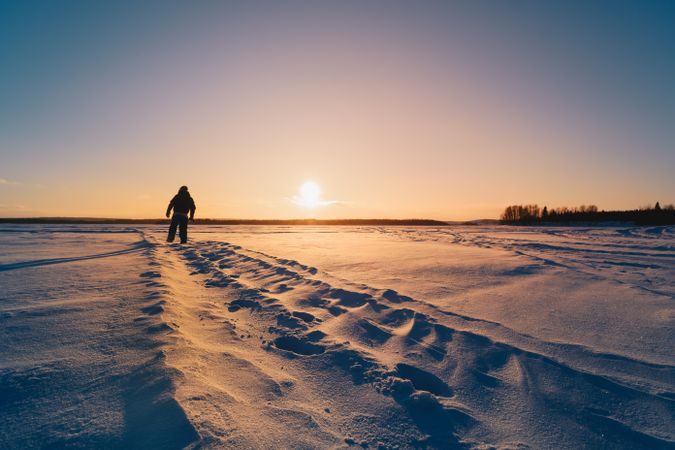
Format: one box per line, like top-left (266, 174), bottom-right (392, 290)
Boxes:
top-left (166, 186), bottom-right (196, 243)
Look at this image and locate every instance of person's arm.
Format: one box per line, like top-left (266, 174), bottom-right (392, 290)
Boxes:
top-left (166, 196), bottom-right (176, 218)
top-left (189, 198), bottom-right (196, 221)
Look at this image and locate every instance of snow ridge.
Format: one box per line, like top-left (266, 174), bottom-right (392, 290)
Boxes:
top-left (153, 238), bottom-right (674, 449)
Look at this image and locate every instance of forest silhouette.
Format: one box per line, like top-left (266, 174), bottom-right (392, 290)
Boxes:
top-left (500, 202), bottom-right (675, 225)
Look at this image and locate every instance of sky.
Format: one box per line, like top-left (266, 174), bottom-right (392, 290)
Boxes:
top-left (1, 1), bottom-right (674, 220)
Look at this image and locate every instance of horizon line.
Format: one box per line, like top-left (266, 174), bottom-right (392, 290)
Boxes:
top-left (0, 217), bottom-right (492, 225)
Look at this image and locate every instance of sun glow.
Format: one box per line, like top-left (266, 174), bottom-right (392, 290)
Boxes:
top-left (295, 181), bottom-right (322, 209)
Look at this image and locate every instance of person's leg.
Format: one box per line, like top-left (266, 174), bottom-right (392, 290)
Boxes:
top-left (167, 215), bottom-right (178, 242)
top-left (179, 215), bottom-right (188, 243)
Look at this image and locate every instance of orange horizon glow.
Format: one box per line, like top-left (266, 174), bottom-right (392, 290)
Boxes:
top-left (1, 4), bottom-right (673, 220)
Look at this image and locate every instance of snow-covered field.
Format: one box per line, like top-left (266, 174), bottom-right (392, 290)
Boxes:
top-left (1, 224), bottom-right (673, 449)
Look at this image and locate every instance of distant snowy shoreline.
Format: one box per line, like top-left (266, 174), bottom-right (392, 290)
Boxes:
top-left (3, 218), bottom-right (673, 227)
top-left (0, 218), bottom-right (450, 226)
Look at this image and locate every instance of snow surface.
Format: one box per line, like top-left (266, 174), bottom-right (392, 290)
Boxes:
top-left (1, 224), bottom-right (673, 449)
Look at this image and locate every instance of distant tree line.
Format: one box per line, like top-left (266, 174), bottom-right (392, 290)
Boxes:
top-left (0, 217), bottom-right (449, 226)
top-left (500, 202), bottom-right (675, 225)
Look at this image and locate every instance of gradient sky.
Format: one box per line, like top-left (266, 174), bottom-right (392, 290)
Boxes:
top-left (1, 1), bottom-right (674, 219)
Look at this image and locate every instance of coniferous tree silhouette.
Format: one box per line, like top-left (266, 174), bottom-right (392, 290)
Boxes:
top-left (499, 202), bottom-right (674, 225)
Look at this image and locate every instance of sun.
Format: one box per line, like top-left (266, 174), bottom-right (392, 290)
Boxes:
top-left (295, 181), bottom-right (322, 209)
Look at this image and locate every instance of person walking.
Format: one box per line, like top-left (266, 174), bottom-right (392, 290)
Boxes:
top-left (166, 186), bottom-right (196, 243)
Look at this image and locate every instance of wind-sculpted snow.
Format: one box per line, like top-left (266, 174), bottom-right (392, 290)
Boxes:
top-left (380, 225), bottom-right (675, 300)
top-left (155, 235), bottom-right (674, 449)
top-left (0, 228), bottom-right (197, 448)
top-left (1, 225), bottom-right (673, 449)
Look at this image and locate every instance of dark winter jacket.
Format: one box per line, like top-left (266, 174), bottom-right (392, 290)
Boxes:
top-left (167, 193), bottom-right (196, 218)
